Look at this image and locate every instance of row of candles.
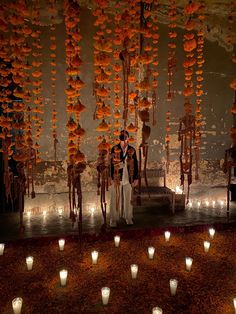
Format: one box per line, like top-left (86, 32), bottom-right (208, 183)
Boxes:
top-left (188, 199), bottom-right (226, 208)
top-left (3, 228), bottom-right (235, 314)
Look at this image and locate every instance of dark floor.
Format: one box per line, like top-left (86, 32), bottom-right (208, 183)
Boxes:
top-left (0, 199), bottom-right (236, 241)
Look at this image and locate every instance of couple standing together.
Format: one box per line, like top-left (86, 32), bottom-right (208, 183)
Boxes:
top-left (109, 130), bottom-right (139, 228)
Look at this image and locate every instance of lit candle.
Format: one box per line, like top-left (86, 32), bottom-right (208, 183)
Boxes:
top-left (130, 264), bottom-right (138, 279)
top-left (205, 200), bottom-right (209, 207)
top-left (170, 279), bottom-right (178, 296)
top-left (114, 235), bottom-right (120, 247)
top-left (59, 269), bottom-right (68, 286)
top-left (189, 201), bottom-right (193, 208)
top-left (148, 247), bottom-right (155, 259)
top-left (26, 256), bottom-right (34, 271)
top-left (212, 200), bottom-right (216, 207)
top-left (43, 210), bottom-right (47, 216)
top-left (58, 208), bottom-right (63, 216)
top-left (185, 257), bottom-right (193, 271)
top-left (164, 231), bottom-right (171, 242)
top-left (233, 298), bottom-right (236, 313)
top-left (91, 251), bottom-right (99, 264)
top-left (204, 241), bottom-right (210, 252)
top-left (27, 211), bottom-right (31, 217)
top-left (101, 287), bottom-right (110, 305)
top-left (58, 239), bottom-right (65, 251)
top-left (0, 243), bottom-right (5, 255)
top-left (152, 307), bottom-right (163, 314)
top-left (90, 207), bottom-right (95, 216)
top-left (220, 200), bottom-right (224, 207)
top-left (12, 297), bottom-right (23, 314)
top-left (197, 201), bottom-right (201, 208)
top-left (209, 228), bottom-right (215, 239)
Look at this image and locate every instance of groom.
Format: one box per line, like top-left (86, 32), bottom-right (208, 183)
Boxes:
top-left (109, 130), bottom-right (139, 227)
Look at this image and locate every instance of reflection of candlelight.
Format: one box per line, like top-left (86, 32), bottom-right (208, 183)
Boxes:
top-left (0, 243), bottom-right (5, 255)
top-left (101, 287), bottom-right (110, 305)
top-left (58, 208), bottom-right (63, 216)
top-left (152, 307), bottom-right (163, 314)
top-left (185, 257), bottom-right (193, 271)
top-left (91, 251), bottom-right (98, 264)
top-left (130, 264), bottom-right (138, 279)
top-left (58, 239), bottom-right (65, 251)
top-left (148, 247), bottom-right (155, 259)
top-left (164, 231), bottom-right (171, 242)
top-left (209, 228), bottom-right (215, 239)
top-left (189, 201), bottom-right (193, 208)
top-left (114, 236), bottom-right (120, 247)
top-left (170, 279), bottom-right (178, 296)
top-left (12, 297), bottom-right (23, 314)
top-left (26, 256), bottom-right (34, 271)
top-left (204, 241), bottom-right (210, 252)
top-left (43, 210), bottom-right (47, 216)
top-left (59, 269), bottom-right (68, 286)
top-left (233, 298), bottom-right (236, 313)
top-left (90, 207), bottom-right (95, 216)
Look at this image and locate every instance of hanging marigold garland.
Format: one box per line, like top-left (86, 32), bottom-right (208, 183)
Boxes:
top-left (64, 0), bottom-right (86, 246)
top-left (179, 0), bottom-right (199, 202)
top-left (194, 1), bottom-right (205, 180)
top-left (165, 0), bottom-right (177, 173)
top-left (49, 0), bottom-right (58, 164)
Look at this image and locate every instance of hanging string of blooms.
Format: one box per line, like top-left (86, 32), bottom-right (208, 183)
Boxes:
top-left (194, 1), bottom-right (205, 181)
top-left (49, 0), bottom-right (58, 163)
top-left (64, 0), bottom-right (86, 249)
top-left (179, 0), bottom-right (199, 203)
top-left (31, 0), bottom-right (44, 164)
top-left (165, 0), bottom-right (177, 172)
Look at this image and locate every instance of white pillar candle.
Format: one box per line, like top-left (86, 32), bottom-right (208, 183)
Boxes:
top-left (209, 228), bottom-right (215, 239)
top-left (91, 251), bottom-right (99, 264)
top-left (130, 264), bottom-right (138, 279)
top-left (101, 287), bottom-right (110, 305)
top-left (185, 257), bottom-right (193, 271)
top-left (114, 235), bottom-right (120, 247)
top-left (148, 247), bottom-right (155, 259)
top-left (58, 239), bottom-right (65, 251)
top-left (26, 256), bottom-right (34, 271)
top-left (233, 298), bottom-right (236, 314)
top-left (170, 279), bottom-right (178, 296)
top-left (0, 243), bottom-right (5, 255)
top-left (164, 231), bottom-right (171, 242)
top-left (12, 297), bottom-right (23, 314)
top-left (152, 307), bottom-right (163, 314)
top-left (59, 269), bottom-right (68, 286)
top-left (204, 241), bottom-right (210, 252)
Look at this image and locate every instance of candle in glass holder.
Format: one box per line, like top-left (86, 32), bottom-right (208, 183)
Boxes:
top-left (185, 257), bottom-right (193, 271)
top-left (130, 264), bottom-right (138, 279)
top-left (91, 251), bottom-right (98, 264)
top-left (101, 287), bottom-right (110, 305)
top-left (59, 269), bottom-right (68, 286)
top-left (209, 228), bottom-right (215, 239)
top-left (164, 231), bottom-right (171, 242)
top-left (0, 243), bottom-right (5, 255)
top-left (152, 307), bottom-right (163, 314)
top-left (204, 241), bottom-right (210, 252)
top-left (26, 256), bottom-right (33, 271)
top-left (170, 279), bottom-right (178, 296)
top-left (12, 297), bottom-right (23, 314)
top-left (114, 235), bottom-right (120, 247)
top-left (233, 298), bottom-right (236, 313)
top-left (148, 247), bottom-right (155, 259)
top-left (58, 239), bottom-right (65, 251)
